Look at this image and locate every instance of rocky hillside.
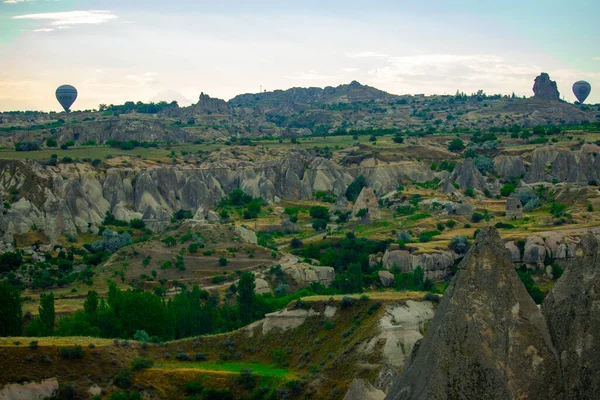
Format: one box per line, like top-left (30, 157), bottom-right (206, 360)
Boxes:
top-left (378, 227), bottom-right (600, 400)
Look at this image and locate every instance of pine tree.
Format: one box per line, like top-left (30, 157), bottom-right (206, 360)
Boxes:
top-left (0, 281), bottom-right (22, 336)
top-left (237, 272), bottom-right (255, 325)
top-left (39, 292), bottom-right (55, 335)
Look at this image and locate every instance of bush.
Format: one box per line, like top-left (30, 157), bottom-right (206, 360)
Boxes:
top-left (423, 293), bottom-right (441, 303)
top-left (448, 138), bottom-right (465, 152)
top-left (551, 263), bottom-right (564, 280)
top-left (340, 296), bottom-right (357, 309)
top-left (218, 257), bottom-right (228, 266)
top-left (129, 219), bottom-right (145, 229)
top-left (175, 351), bottom-right (191, 361)
top-left (471, 212), bottom-right (484, 223)
top-left (312, 219), bottom-right (328, 231)
top-left (29, 341), bottom-right (38, 350)
top-left (203, 389), bottom-right (233, 400)
top-left (448, 236), bottom-right (469, 254)
top-left (59, 345), bottom-right (84, 360)
top-left (130, 357), bottom-right (154, 371)
top-left (238, 369), bottom-right (256, 389)
top-left (15, 142), bottom-right (41, 151)
top-left (114, 368), bottom-right (132, 389)
top-left (500, 183), bottom-right (516, 197)
top-left (195, 353), bottom-right (207, 361)
top-left (290, 238), bottom-right (303, 248)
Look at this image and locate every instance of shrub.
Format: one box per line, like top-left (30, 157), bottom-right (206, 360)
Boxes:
top-left (471, 212), bottom-right (484, 223)
top-left (448, 138), bottom-right (465, 152)
top-left (218, 257), bottom-right (228, 266)
top-left (448, 236), bottom-right (469, 254)
top-left (29, 341), bottom-right (38, 350)
top-left (500, 183), bottom-right (516, 197)
top-left (423, 293), bottom-right (441, 303)
top-left (133, 329), bottom-right (151, 342)
top-left (194, 353), bottom-right (207, 361)
top-left (238, 369), bottom-right (256, 389)
top-left (130, 357), bottom-right (154, 371)
top-left (175, 351), bottom-right (191, 361)
top-left (340, 296), bottom-right (357, 309)
top-left (494, 222), bottom-right (515, 229)
top-left (59, 345), bottom-right (83, 360)
top-left (341, 327), bottom-right (355, 338)
top-left (113, 368), bottom-right (132, 389)
top-left (290, 238), bottom-right (303, 248)
top-left (203, 389), bottom-right (233, 400)
top-left (551, 263), bottom-right (564, 280)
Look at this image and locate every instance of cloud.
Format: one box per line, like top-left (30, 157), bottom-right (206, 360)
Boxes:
top-left (13, 10), bottom-right (118, 26)
top-left (33, 28), bottom-right (55, 33)
top-left (594, 57), bottom-right (600, 61)
top-left (341, 67), bottom-right (359, 73)
top-left (3, 0), bottom-right (32, 4)
top-left (126, 72), bottom-right (159, 85)
top-left (346, 51), bottom-right (390, 59)
top-left (284, 70), bottom-right (335, 80)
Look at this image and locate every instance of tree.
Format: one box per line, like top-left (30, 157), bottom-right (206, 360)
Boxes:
top-left (355, 208), bottom-right (368, 218)
top-left (309, 206), bottom-right (330, 220)
top-left (219, 257), bottom-right (228, 266)
top-left (471, 212), bottom-right (484, 223)
top-left (500, 183), bottom-right (516, 197)
top-left (447, 138), bottom-right (465, 152)
top-left (0, 251), bottom-right (23, 273)
top-left (237, 272), bottom-right (255, 325)
top-left (84, 290), bottom-right (99, 323)
top-left (39, 292), bottom-right (55, 335)
top-left (312, 219), bottom-right (328, 231)
top-left (413, 266), bottom-right (425, 291)
top-left (0, 281), bottom-right (22, 336)
top-left (346, 175), bottom-right (367, 202)
top-left (46, 139), bottom-right (58, 147)
top-left (163, 236), bottom-right (176, 247)
top-left (129, 218), bottom-right (145, 229)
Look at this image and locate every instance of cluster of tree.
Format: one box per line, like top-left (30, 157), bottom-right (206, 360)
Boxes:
top-left (217, 189), bottom-right (264, 220)
top-left (14, 141), bottom-right (41, 151)
top-left (3, 273), bottom-right (319, 340)
top-left (105, 140), bottom-right (159, 151)
top-left (98, 101), bottom-right (178, 115)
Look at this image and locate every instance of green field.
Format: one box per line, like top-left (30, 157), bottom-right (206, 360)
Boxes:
top-left (155, 361), bottom-right (297, 379)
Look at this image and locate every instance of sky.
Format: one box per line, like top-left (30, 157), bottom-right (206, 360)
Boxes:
top-left (1, 0), bottom-right (599, 111)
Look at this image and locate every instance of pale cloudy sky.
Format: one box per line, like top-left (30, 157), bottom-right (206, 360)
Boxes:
top-left (1, 0), bottom-right (599, 111)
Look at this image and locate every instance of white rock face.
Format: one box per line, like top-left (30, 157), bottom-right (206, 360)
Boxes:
top-left (352, 187), bottom-right (381, 221)
top-left (343, 379), bottom-right (386, 400)
top-left (359, 301), bottom-right (435, 368)
top-left (262, 308), bottom-right (321, 334)
top-left (0, 378), bottom-right (59, 400)
top-left (280, 255), bottom-right (335, 286)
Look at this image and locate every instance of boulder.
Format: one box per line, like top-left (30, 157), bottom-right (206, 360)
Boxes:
top-left (386, 227), bottom-right (562, 400)
top-left (374, 364), bottom-right (399, 394)
top-left (0, 378), bottom-right (59, 400)
top-left (344, 380), bottom-right (386, 400)
top-left (504, 241), bottom-right (521, 262)
top-left (532, 72), bottom-right (560, 100)
top-left (542, 232), bottom-right (600, 399)
top-left (523, 236), bottom-right (548, 267)
top-left (378, 270), bottom-right (395, 287)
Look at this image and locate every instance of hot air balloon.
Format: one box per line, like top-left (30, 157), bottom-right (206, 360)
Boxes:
top-left (572, 81), bottom-right (591, 104)
top-left (55, 85), bottom-right (78, 112)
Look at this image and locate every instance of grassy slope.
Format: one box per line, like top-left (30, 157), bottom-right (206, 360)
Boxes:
top-left (0, 292), bottom-right (429, 399)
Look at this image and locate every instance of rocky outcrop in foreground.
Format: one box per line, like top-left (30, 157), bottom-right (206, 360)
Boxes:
top-left (542, 231), bottom-right (600, 399)
top-left (386, 227), bottom-right (562, 399)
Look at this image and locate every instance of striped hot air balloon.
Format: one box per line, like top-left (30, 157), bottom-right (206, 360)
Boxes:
top-left (55, 85), bottom-right (78, 112)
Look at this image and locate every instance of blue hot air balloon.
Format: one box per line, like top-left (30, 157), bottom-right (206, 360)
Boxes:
top-left (55, 85), bottom-right (78, 112)
top-left (572, 81), bottom-right (591, 104)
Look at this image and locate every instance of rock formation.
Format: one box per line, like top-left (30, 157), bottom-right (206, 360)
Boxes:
top-left (343, 380), bottom-right (385, 400)
top-left (194, 92), bottom-right (230, 114)
top-left (542, 231), bottom-right (600, 399)
top-left (505, 192), bottom-right (523, 220)
top-left (386, 227), bottom-right (562, 400)
top-left (533, 72), bottom-right (560, 101)
top-left (352, 187), bottom-right (381, 221)
top-left (382, 246), bottom-right (456, 281)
